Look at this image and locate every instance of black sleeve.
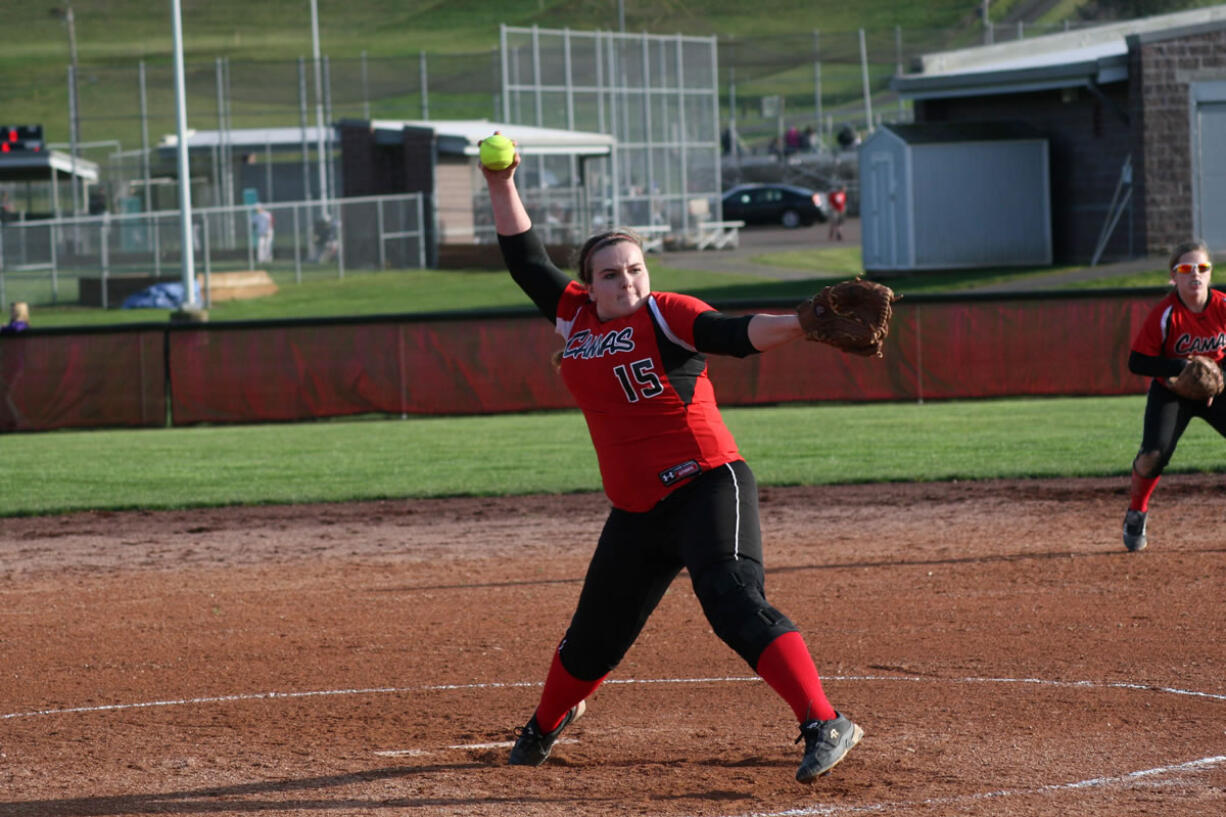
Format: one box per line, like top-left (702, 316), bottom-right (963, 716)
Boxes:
top-left (497, 228), bottom-right (573, 321)
top-left (692, 311), bottom-right (759, 358)
top-left (1128, 350), bottom-right (1188, 379)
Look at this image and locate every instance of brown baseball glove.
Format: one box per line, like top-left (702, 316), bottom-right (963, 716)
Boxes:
top-left (1168, 355), bottom-right (1225, 401)
top-left (796, 278), bottom-right (899, 357)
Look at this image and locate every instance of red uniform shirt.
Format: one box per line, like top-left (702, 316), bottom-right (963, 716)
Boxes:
top-left (554, 281), bottom-right (741, 512)
top-left (1131, 289), bottom-right (1226, 385)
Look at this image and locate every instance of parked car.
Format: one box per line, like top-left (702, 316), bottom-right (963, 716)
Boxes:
top-left (721, 183), bottom-right (828, 228)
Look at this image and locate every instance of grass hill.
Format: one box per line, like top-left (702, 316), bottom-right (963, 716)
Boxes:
top-left (4, 0), bottom-right (1065, 151)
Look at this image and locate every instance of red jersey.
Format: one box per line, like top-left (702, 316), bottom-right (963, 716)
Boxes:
top-left (1132, 289), bottom-right (1226, 386)
top-left (554, 281), bottom-right (741, 512)
top-left (830, 190), bottom-right (847, 213)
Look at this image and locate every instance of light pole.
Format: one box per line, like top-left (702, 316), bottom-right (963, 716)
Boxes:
top-left (169, 0), bottom-right (198, 309)
top-left (50, 5), bottom-right (81, 217)
top-left (310, 0), bottom-right (329, 217)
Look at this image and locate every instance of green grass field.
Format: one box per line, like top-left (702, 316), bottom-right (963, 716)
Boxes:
top-left (3, 395), bottom-right (1221, 518)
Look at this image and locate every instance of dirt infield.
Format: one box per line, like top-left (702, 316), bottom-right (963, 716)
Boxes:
top-left (2, 475), bottom-right (1224, 817)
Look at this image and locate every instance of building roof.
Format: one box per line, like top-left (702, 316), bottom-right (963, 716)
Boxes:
top-left (0, 150), bottom-right (99, 183)
top-left (894, 6), bottom-right (1226, 101)
top-left (157, 121), bottom-right (617, 159)
top-left (157, 126), bottom-right (333, 151)
top-left (367, 119), bottom-right (616, 157)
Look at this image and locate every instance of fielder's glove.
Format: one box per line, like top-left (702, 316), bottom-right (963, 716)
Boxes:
top-left (796, 278), bottom-right (899, 358)
top-left (1167, 355), bottom-right (1225, 402)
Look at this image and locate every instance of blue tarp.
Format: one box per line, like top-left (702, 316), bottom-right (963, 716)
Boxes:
top-left (122, 282), bottom-right (195, 310)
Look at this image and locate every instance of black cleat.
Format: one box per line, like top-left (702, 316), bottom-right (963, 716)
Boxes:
top-left (508, 700), bottom-right (586, 766)
top-left (1123, 509), bottom-right (1148, 552)
top-left (795, 712), bottom-right (863, 783)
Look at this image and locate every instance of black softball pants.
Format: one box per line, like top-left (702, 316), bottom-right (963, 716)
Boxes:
top-left (557, 459), bottom-right (798, 681)
top-left (1136, 379), bottom-right (1226, 474)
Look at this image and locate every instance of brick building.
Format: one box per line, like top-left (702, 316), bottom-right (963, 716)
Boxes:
top-left (893, 6), bottom-right (1226, 265)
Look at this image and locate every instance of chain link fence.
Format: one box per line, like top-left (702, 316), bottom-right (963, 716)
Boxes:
top-left (0, 193), bottom-right (425, 309)
top-left (35, 22), bottom-right (1110, 205)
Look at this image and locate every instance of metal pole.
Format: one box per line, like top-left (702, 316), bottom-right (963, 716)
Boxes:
top-left (215, 59), bottom-right (226, 208)
top-left (323, 55), bottom-right (337, 203)
top-left (420, 51), bottom-right (429, 119)
top-left (895, 25), bottom-right (904, 117)
top-left (68, 66), bottom-right (80, 218)
top-left (729, 69), bottom-right (738, 168)
top-left (310, 0), bottom-right (329, 214)
top-left (500, 24), bottom-right (510, 127)
top-left (169, 0), bottom-right (197, 306)
top-left (61, 6), bottom-right (81, 220)
top-left (361, 50), bottom-right (371, 120)
top-left (859, 28), bottom-right (873, 133)
top-left (298, 57), bottom-right (312, 203)
top-left (813, 31), bottom-right (822, 141)
top-left (139, 60), bottom-right (160, 276)
top-left (532, 26), bottom-right (543, 126)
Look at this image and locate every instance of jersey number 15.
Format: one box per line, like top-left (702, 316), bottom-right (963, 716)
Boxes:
top-left (613, 358), bottom-right (664, 403)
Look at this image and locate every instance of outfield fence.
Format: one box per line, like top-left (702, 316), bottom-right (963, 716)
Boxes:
top-left (0, 288), bottom-right (1161, 434)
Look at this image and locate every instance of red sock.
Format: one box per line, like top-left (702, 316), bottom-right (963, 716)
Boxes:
top-left (1130, 469), bottom-right (1160, 512)
top-left (755, 631), bottom-right (837, 724)
top-left (534, 645), bottom-right (606, 732)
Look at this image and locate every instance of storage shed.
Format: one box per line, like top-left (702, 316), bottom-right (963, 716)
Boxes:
top-left (891, 6), bottom-right (1226, 262)
top-left (860, 122), bottom-right (1051, 272)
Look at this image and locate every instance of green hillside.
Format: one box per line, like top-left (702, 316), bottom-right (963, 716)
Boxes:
top-left (0, 1), bottom-right (1014, 151)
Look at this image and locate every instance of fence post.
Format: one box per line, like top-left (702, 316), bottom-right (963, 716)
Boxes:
top-left (101, 213), bottom-right (110, 310)
top-left (202, 215), bottom-right (212, 308)
top-left (293, 203), bottom-right (302, 284)
top-left (859, 28), bottom-right (873, 133)
top-left (420, 51), bottom-right (429, 120)
top-left (361, 50), bottom-right (371, 120)
top-left (895, 25), bottom-right (904, 117)
top-left (812, 31), bottom-right (821, 141)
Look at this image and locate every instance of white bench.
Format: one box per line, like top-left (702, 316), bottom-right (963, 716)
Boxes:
top-left (628, 224), bottom-right (671, 253)
top-left (693, 220), bottom-right (745, 250)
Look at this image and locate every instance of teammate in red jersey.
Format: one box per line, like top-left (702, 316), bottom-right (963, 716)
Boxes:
top-left (482, 138), bottom-right (861, 783)
top-left (1123, 239), bottom-right (1226, 551)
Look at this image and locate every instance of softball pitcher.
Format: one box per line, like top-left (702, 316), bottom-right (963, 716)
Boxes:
top-left (1123, 239), bottom-right (1226, 551)
top-left (482, 144), bottom-right (862, 783)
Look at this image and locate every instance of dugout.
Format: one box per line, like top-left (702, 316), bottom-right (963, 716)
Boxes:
top-left (336, 119), bottom-right (617, 268)
top-left (0, 149), bottom-right (100, 219)
top-left (859, 121), bottom-right (1052, 272)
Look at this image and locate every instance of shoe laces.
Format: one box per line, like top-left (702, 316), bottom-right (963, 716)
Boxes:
top-left (795, 720), bottom-right (822, 746)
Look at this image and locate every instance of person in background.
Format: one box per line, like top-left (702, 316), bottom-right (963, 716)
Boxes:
top-left (1, 300), bottom-right (30, 430)
top-left (828, 186), bottom-right (847, 242)
top-left (253, 205), bottom-right (275, 263)
top-left (1122, 239), bottom-right (1226, 551)
top-left (1, 301), bottom-right (30, 334)
top-left (481, 138), bottom-right (863, 784)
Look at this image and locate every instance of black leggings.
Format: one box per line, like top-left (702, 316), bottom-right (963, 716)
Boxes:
top-left (1135, 379), bottom-right (1226, 475)
top-left (558, 460), bottom-right (797, 680)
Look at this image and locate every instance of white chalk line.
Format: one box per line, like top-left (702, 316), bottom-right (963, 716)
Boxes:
top-left (5, 673), bottom-right (1223, 721)
top-left (4, 674), bottom-right (1222, 815)
top-left (704, 755), bottom-right (1226, 817)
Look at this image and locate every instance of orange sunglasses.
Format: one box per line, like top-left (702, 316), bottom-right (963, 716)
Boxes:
top-left (1172, 262), bottom-right (1212, 274)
